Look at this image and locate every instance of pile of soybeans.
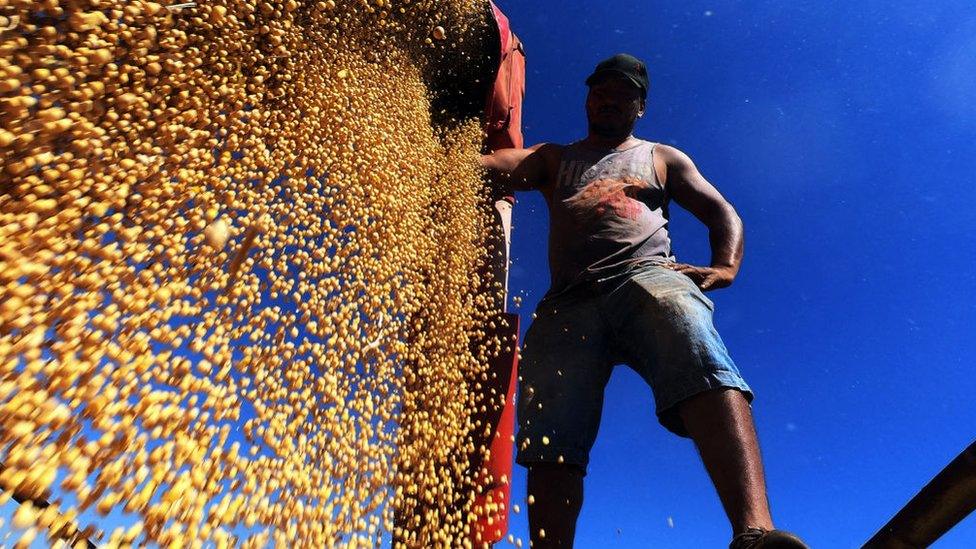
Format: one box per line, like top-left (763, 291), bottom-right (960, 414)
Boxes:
top-left (0, 0), bottom-right (508, 546)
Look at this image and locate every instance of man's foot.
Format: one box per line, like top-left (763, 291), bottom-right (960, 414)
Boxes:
top-left (730, 527), bottom-right (810, 549)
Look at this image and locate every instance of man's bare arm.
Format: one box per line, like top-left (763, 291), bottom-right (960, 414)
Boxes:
top-left (656, 144), bottom-right (744, 291)
top-left (480, 144), bottom-right (553, 191)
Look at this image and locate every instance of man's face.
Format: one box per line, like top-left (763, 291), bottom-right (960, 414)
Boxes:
top-left (585, 75), bottom-right (645, 138)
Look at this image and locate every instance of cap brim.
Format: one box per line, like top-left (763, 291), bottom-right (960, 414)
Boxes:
top-left (585, 69), bottom-right (645, 95)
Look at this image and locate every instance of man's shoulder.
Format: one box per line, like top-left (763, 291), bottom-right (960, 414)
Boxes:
top-left (529, 142), bottom-right (566, 166)
top-left (648, 142), bottom-right (692, 163)
top-left (532, 142), bottom-right (567, 154)
top-left (518, 143), bottom-right (566, 188)
top-left (639, 141), bottom-right (683, 187)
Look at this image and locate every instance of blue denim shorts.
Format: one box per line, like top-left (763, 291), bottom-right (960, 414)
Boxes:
top-left (515, 259), bottom-right (753, 470)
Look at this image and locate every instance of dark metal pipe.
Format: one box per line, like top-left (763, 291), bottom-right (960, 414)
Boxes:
top-left (863, 440), bottom-right (976, 548)
top-left (1, 463), bottom-right (97, 549)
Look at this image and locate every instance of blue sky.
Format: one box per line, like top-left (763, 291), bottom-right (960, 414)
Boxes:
top-left (3, 2), bottom-right (974, 547)
top-left (499, 0), bottom-right (976, 547)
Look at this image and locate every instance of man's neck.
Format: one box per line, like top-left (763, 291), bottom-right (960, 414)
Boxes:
top-left (582, 133), bottom-right (637, 151)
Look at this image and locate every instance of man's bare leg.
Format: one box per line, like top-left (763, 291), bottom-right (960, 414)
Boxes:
top-left (679, 388), bottom-right (774, 535)
top-left (527, 463), bottom-right (584, 548)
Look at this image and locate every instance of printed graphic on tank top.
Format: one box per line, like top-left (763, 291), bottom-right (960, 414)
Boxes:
top-left (544, 139), bottom-right (675, 295)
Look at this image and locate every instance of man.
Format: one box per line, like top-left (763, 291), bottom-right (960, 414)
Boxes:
top-left (481, 54), bottom-right (809, 549)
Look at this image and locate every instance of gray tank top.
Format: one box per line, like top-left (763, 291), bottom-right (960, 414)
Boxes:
top-left (544, 139), bottom-right (674, 295)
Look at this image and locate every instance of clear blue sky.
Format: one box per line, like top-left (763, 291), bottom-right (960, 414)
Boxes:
top-left (3, 2), bottom-right (974, 548)
top-left (499, 0), bottom-right (976, 547)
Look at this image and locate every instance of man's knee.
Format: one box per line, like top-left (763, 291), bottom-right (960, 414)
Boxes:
top-left (660, 387), bottom-right (752, 437)
top-left (679, 387), bottom-right (750, 416)
top-left (675, 387), bottom-right (758, 443)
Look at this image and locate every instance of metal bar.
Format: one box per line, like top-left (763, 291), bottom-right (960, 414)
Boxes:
top-left (1, 464), bottom-right (98, 548)
top-left (863, 440), bottom-right (976, 548)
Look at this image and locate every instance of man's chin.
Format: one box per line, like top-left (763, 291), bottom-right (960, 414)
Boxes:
top-left (588, 122), bottom-right (628, 139)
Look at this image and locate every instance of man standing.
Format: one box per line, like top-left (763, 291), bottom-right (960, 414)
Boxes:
top-left (481, 54), bottom-right (809, 549)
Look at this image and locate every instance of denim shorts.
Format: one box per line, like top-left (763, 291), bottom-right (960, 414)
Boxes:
top-left (515, 259), bottom-right (753, 471)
